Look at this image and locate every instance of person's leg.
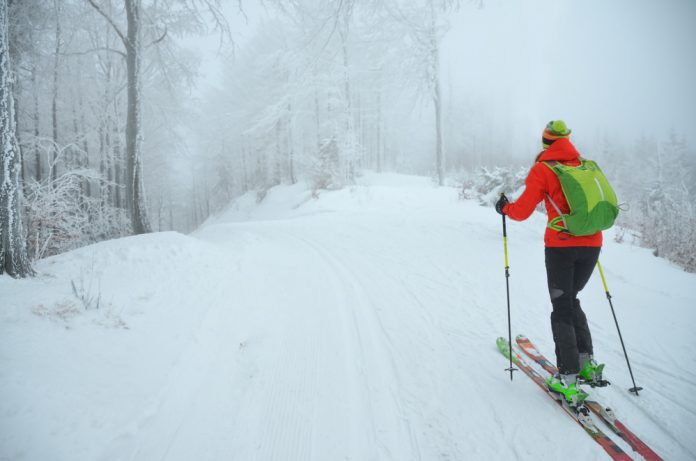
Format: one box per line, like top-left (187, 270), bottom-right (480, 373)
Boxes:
top-left (572, 299), bottom-right (592, 356)
top-left (545, 247), bottom-right (580, 375)
top-left (571, 247), bottom-right (601, 356)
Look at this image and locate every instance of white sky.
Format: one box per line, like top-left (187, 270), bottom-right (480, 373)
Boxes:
top-left (443, 0), bottom-right (696, 145)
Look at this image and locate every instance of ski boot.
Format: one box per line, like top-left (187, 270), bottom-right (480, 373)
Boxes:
top-left (578, 355), bottom-right (610, 387)
top-left (546, 373), bottom-right (589, 410)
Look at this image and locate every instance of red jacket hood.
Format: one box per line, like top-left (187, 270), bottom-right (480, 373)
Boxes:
top-left (537, 138), bottom-right (580, 163)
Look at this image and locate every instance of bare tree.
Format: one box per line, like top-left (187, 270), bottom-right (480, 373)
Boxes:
top-left (428, 0), bottom-right (445, 186)
top-left (86, 0), bottom-right (150, 233)
top-left (1, 0), bottom-right (33, 277)
top-left (386, 0), bottom-right (459, 185)
top-left (85, 0), bottom-right (231, 235)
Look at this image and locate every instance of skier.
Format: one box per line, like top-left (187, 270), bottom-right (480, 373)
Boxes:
top-left (494, 120), bottom-right (604, 407)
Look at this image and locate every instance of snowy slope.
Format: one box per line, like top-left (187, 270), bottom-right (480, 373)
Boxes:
top-left (1, 172), bottom-right (695, 461)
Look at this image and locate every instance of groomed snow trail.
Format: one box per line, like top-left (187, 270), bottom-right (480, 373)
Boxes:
top-left (1, 173), bottom-right (695, 460)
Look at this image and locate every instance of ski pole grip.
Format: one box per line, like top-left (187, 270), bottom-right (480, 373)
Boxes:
top-left (503, 227), bottom-right (509, 269)
top-left (500, 193), bottom-right (509, 269)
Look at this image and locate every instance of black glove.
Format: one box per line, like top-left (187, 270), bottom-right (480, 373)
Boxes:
top-left (495, 194), bottom-right (509, 215)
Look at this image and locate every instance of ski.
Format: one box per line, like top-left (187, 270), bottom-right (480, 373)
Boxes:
top-left (515, 335), bottom-right (663, 461)
top-left (496, 337), bottom-right (632, 460)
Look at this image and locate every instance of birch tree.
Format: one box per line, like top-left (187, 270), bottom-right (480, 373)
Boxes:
top-left (1, 0), bottom-right (33, 277)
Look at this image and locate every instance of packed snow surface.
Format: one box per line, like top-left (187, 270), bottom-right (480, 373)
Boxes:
top-left (2, 172), bottom-right (695, 460)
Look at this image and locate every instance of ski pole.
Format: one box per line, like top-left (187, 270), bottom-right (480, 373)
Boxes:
top-left (597, 260), bottom-right (643, 395)
top-left (501, 193), bottom-right (517, 380)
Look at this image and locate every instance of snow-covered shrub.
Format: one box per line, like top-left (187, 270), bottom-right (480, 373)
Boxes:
top-left (459, 165), bottom-right (528, 205)
top-left (631, 184), bottom-right (696, 272)
top-left (611, 132), bottom-right (696, 273)
top-left (25, 171), bottom-right (90, 259)
top-left (310, 137), bottom-right (339, 192)
top-left (310, 134), bottom-right (360, 193)
top-left (84, 197), bottom-right (130, 245)
top-left (25, 169), bottom-right (130, 259)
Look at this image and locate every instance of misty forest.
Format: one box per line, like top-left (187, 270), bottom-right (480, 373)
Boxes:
top-left (3, 1), bottom-right (696, 460)
top-left (2, 0), bottom-right (694, 276)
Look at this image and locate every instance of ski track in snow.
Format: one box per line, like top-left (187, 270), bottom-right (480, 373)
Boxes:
top-left (1, 173), bottom-right (695, 461)
top-left (278, 228), bottom-right (419, 461)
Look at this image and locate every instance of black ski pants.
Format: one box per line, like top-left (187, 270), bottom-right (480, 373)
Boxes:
top-left (545, 246), bottom-right (601, 375)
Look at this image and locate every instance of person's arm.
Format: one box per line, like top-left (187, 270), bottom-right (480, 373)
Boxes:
top-left (503, 165), bottom-right (546, 221)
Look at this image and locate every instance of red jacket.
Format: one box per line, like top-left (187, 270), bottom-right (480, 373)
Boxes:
top-left (503, 138), bottom-right (602, 248)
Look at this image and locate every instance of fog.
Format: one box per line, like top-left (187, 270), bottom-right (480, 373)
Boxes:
top-left (190, 0), bottom-right (696, 159)
top-left (439, 0), bottom-right (696, 148)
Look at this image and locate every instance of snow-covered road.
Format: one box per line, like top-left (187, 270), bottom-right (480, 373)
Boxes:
top-left (2, 173), bottom-right (695, 460)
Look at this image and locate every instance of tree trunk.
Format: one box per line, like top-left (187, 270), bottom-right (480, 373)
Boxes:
top-left (433, 82), bottom-right (444, 185)
top-left (98, 114), bottom-right (107, 203)
top-left (31, 62), bottom-right (41, 182)
top-left (1, 1), bottom-right (33, 277)
top-left (191, 176), bottom-right (200, 228)
top-left (241, 139), bottom-right (249, 192)
top-left (51, 0), bottom-right (61, 184)
top-left (430, 0), bottom-right (444, 186)
top-left (157, 191), bottom-right (163, 232)
top-left (274, 119), bottom-right (282, 185)
top-left (287, 103), bottom-right (296, 184)
top-left (125, 0), bottom-right (150, 234)
top-left (111, 92), bottom-right (123, 209)
top-left (14, 90), bottom-right (25, 182)
top-left (376, 88), bottom-right (382, 173)
top-left (314, 85), bottom-right (321, 150)
top-left (113, 137), bottom-right (122, 209)
top-left (168, 188), bottom-right (174, 231)
top-left (339, 20), bottom-right (354, 182)
top-left (77, 75), bottom-right (91, 197)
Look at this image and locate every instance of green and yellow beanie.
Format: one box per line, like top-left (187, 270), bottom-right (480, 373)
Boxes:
top-left (542, 120), bottom-right (571, 149)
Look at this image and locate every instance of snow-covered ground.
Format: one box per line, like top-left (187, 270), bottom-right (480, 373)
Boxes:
top-left (1, 172), bottom-right (695, 461)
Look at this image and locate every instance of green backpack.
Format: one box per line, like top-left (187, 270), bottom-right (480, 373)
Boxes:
top-left (543, 159), bottom-right (619, 236)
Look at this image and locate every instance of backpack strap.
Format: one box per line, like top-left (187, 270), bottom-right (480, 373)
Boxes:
top-left (546, 195), bottom-right (569, 232)
top-left (542, 161), bottom-right (569, 233)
